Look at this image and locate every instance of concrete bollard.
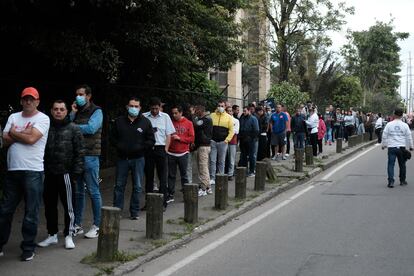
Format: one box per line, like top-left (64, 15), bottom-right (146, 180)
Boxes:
top-left (294, 148), bottom-right (304, 172)
top-left (97, 206), bottom-right (121, 262)
top-left (254, 161), bottom-right (267, 191)
top-left (235, 167), bottom-right (247, 199)
top-left (215, 174), bottom-right (228, 210)
top-left (183, 184), bottom-right (198, 223)
top-left (336, 138), bottom-right (343, 153)
top-left (305, 145), bottom-right (314, 165)
top-left (146, 193), bottom-right (164, 239)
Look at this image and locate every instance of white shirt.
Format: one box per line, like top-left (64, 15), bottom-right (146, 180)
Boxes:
top-left (375, 117), bottom-right (383, 129)
top-left (382, 119), bottom-right (413, 148)
top-left (4, 111), bottom-right (50, 171)
top-left (143, 111), bottom-right (175, 146)
top-left (232, 117), bottom-right (240, 135)
top-left (306, 113), bottom-right (319, 134)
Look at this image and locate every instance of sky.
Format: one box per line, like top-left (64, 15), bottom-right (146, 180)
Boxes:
top-left (329, 0), bottom-right (414, 100)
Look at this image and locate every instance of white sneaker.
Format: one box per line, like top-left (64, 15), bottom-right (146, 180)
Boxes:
top-left (65, 236), bottom-right (75, 249)
top-left (37, 234), bottom-right (58, 247)
top-left (285, 154), bottom-right (289, 157)
top-left (198, 189), bottom-right (207, 197)
top-left (73, 224), bottom-right (84, 236)
top-left (206, 188), bottom-right (213, 195)
top-left (209, 179), bottom-right (215, 185)
top-left (84, 225), bottom-right (99, 239)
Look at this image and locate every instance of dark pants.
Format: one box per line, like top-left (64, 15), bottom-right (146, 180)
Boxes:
top-left (375, 128), bottom-right (382, 143)
top-left (317, 138), bottom-right (323, 154)
top-left (145, 146), bottom-right (168, 204)
top-left (44, 173), bottom-right (75, 237)
top-left (257, 135), bottom-right (268, 161)
top-left (113, 157), bottom-right (145, 217)
top-left (345, 125), bottom-right (354, 142)
top-left (266, 131), bottom-right (272, 158)
top-left (367, 126), bottom-right (373, 140)
top-left (293, 132), bottom-right (305, 149)
top-left (0, 171), bottom-right (44, 253)
top-left (333, 125), bottom-right (341, 141)
top-left (239, 139), bottom-right (257, 174)
top-left (286, 131), bottom-right (291, 154)
top-left (387, 147), bottom-right (406, 183)
top-left (167, 153), bottom-right (189, 197)
top-left (310, 133), bottom-right (318, 156)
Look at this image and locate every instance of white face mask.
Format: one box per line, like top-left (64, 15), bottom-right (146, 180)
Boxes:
top-left (218, 107), bottom-right (225, 113)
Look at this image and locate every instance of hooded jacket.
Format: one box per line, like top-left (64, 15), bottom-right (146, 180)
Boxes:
top-left (44, 117), bottom-right (85, 175)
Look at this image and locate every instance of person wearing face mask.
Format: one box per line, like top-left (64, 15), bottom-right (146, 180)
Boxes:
top-left (38, 100), bottom-right (85, 250)
top-left (112, 97), bottom-right (155, 220)
top-left (209, 100), bottom-right (234, 185)
top-left (70, 84), bottom-right (103, 239)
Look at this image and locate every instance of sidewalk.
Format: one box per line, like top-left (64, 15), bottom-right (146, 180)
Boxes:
top-left (0, 138), bottom-right (377, 276)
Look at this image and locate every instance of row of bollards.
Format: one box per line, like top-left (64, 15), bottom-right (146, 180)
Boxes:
top-left (95, 162), bottom-right (271, 261)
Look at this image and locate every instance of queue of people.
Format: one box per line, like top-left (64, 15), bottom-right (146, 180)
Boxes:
top-left (0, 86), bottom-right (408, 262)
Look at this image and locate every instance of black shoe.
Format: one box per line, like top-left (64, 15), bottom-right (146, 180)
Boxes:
top-left (387, 182), bottom-right (394, 188)
top-left (130, 215), bottom-right (139, 220)
top-left (228, 176), bottom-right (234, 181)
top-left (21, 251), bottom-right (35, 261)
top-left (163, 202), bottom-right (168, 212)
top-left (400, 180), bottom-right (408, 186)
top-left (140, 205), bottom-right (146, 211)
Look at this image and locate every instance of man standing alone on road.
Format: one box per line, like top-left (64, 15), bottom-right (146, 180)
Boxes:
top-left (381, 108), bottom-right (413, 188)
top-left (112, 97), bottom-right (155, 220)
top-left (0, 87), bottom-right (50, 261)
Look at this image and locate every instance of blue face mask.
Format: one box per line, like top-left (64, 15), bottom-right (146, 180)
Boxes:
top-left (76, 95), bottom-right (87, 107)
top-left (128, 107), bottom-right (140, 117)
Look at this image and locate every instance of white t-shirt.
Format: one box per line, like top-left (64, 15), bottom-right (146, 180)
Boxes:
top-left (4, 111), bottom-right (50, 171)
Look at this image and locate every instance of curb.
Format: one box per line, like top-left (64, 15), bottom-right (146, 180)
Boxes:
top-left (113, 140), bottom-right (377, 275)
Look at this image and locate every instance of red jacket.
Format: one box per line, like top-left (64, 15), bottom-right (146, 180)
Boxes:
top-left (169, 117), bottom-right (195, 154)
top-left (318, 118), bottom-right (326, 140)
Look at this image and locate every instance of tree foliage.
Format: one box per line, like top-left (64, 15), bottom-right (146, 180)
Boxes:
top-left (331, 75), bottom-right (362, 109)
top-left (342, 21), bottom-right (408, 106)
top-left (260, 0), bottom-right (353, 82)
top-left (0, 0), bottom-right (245, 88)
top-left (267, 81), bottom-right (310, 114)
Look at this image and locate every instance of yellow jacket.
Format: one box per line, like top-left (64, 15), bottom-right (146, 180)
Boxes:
top-left (210, 111), bottom-right (234, 143)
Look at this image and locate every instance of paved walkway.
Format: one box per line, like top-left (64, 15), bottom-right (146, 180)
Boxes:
top-left (0, 138), bottom-right (373, 276)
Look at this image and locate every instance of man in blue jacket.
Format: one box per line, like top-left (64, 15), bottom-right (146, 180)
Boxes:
top-left (238, 107), bottom-right (259, 177)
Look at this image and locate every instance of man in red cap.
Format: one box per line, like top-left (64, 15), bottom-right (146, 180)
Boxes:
top-left (0, 87), bottom-right (50, 261)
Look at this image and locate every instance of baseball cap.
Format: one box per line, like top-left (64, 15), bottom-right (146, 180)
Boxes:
top-left (21, 87), bottom-right (39, 100)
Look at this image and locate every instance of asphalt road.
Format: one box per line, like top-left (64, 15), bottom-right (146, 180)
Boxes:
top-left (130, 144), bottom-right (414, 276)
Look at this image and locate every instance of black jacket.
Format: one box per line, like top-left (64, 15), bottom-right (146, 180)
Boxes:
top-left (291, 114), bottom-right (307, 133)
top-left (112, 114), bottom-right (155, 159)
top-left (44, 117), bottom-right (85, 175)
top-left (194, 115), bottom-right (213, 147)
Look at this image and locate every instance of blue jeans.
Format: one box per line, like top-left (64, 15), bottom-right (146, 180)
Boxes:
top-left (227, 144), bottom-right (237, 177)
top-left (75, 156), bottom-right (102, 227)
top-left (113, 157), bottom-right (144, 217)
top-left (387, 147), bottom-right (406, 183)
top-left (293, 132), bottom-right (305, 149)
top-left (324, 127), bottom-right (332, 143)
top-left (209, 140), bottom-right (228, 180)
top-left (0, 171), bottom-right (44, 253)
